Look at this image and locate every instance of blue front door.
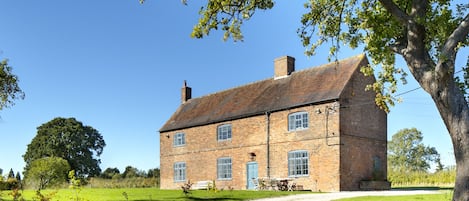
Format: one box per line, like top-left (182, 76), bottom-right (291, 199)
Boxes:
top-left (246, 162), bottom-right (258, 189)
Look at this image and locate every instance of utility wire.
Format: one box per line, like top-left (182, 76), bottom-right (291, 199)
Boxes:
top-left (395, 87), bottom-right (421, 97)
top-left (394, 69), bottom-right (465, 97)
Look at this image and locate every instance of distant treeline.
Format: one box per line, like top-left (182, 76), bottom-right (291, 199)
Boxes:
top-left (0, 166), bottom-right (160, 190)
top-left (388, 166), bottom-right (456, 187)
top-left (89, 166), bottom-right (160, 188)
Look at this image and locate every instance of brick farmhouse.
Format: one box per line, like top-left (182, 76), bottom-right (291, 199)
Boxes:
top-left (159, 54), bottom-right (388, 191)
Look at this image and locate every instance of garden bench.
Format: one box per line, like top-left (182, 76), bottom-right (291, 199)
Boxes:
top-left (192, 180), bottom-right (213, 190)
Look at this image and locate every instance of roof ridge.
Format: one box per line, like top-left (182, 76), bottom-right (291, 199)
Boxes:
top-left (186, 54), bottom-right (365, 103)
top-left (161, 54), bottom-right (368, 132)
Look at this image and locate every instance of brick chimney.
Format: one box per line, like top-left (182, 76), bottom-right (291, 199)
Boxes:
top-left (181, 80), bottom-right (192, 103)
top-left (274, 56), bottom-right (295, 79)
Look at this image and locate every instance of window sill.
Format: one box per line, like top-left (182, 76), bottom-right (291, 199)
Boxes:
top-left (217, 178), bottom-right (233, 181)
top-left (288, 128), bottom-right (309, 132)
top-left (173, 145), bottom-right (186, 148)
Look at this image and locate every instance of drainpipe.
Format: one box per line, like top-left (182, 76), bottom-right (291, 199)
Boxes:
top-left (266, 111), bottom-right (271, 178)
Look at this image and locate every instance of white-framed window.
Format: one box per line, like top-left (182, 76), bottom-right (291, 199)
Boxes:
top-left (217, 157), bottom-right (232, 180)
top-left (173, 132), bottom-right (185, 147)
top-left (288, 112), bottom-right (309, 131)
top-left (174, 162), bottom-right (186, 182)
top-left (288, 150), bottom-right (309, 177)
top-left (217, 124), bottom-right (232, 141)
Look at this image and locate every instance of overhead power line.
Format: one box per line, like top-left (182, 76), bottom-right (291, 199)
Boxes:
top-left (394, 69), bottom-right (466, 97)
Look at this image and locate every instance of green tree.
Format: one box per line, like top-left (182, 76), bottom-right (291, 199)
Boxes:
top-left (146, 168), bottom-right (160, 178)
top-left (7, 169), bottom-right (14, 180)
top-left (122, 166), bottom-right (141, 178)
top-left (0, 59), bottom-right (25, 111)
top-left (23, 117), bottom-right (106, 177)
top-left (140, 0), bottom-right (469, 199)
top-left (388, 128), bottom-right (441, 172)
top-left (24, 157), bottom-right (70, 190)
top-left (100, 167), bottom-right (120, 179)
top-left (15, 172), bottom-right (21, 183)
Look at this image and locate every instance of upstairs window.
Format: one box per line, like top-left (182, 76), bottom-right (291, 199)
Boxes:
top-left (217, 157), bottom-right (232, 180)
top-left (174, 162), bottom-right (186, 182)
top-left (217, 124), bottom-right (232, 141)
top-left (173, 132), bottom-right (185, 147)
top-left (288, 112), bottom-right (309, 131)
top-left (288, 150), bottom-right (309, 177)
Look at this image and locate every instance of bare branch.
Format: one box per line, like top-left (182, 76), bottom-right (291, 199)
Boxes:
top-left (434, 14), bottom-right (469, 79)
top-left (441, 14), bottom-right (469, 59)
top-left (410, 0), bottom-right (428, 19)
top-left (389, 42), bottom-right (406, 54)
top-left (378, 0), bottom-right (411, 25)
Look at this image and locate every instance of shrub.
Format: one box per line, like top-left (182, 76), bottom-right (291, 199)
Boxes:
top-left (88, 177), bottom-right (159, 188)
top-left (388, 167), bottom-right (456, 186)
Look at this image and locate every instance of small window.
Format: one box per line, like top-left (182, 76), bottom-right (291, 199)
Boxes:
top-left (174, 162), bottom-right (186, 182)
top-left (217, 124), bottom-right (232, 141)
top-left (373, 156), bottom-right (381, 172)
top-left (173, 133), bottom-right (185, 146)
top-left (217, 157), bottom-right (232, 180)
top-left (288, 150), bottom-right (309, 177)
top-left (288, 112), bottom-right (309, 131)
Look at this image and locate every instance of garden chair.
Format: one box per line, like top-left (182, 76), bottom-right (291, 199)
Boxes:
top-left (252, 178), bottom-right (260, 190)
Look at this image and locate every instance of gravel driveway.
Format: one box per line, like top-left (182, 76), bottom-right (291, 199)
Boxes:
top-left (251, 190), bottom-right (440, 201)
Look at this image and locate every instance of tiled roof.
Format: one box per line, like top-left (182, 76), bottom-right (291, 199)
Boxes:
top-left (160, 54), bottom-right (368, 132)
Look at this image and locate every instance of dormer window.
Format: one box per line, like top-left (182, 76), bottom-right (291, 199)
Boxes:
top-left (288, 112), bottom-right (309, 131)
top-left (217, 124), bottom-right (232, 141)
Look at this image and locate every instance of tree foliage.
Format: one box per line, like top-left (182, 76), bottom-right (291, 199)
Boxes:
top-left (0, 59), bottom-right (25, 111)
top-left (147, 168), bottom-right (160, 178)
top-left (23, 117), bottom-right (106, 178)
top-left (24, 157), bottom-right (70, 190)
top-left (100, 167), bottom-right (121, 179)
top-left (388, 128), bottom-right (441, 172)
top-left (122, 166), bottom-right (145, 178)
top-left (7, 169), bottom-right (14, 179)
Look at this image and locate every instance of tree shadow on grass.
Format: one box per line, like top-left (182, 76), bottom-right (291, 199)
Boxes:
top-left (185, 197), bottom-right (244, 200)
top-left (393, 186), bottom-right (454, 191)
top-left (133, 196), bottom-right (244, 201)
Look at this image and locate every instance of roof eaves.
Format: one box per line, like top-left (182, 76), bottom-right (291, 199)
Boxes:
top-left (159, 98), bottom-right (339, 133)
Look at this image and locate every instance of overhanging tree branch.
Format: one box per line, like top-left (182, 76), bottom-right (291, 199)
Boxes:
top-left (435, 14), bottom-right (469, 80)
top-left (441, 14), bottom-right (469, 60)
top-left (378, 0), bottom-right (411, 24)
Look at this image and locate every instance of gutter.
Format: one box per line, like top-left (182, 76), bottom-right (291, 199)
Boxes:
top-left (266, 111), bottom-right (271, 178)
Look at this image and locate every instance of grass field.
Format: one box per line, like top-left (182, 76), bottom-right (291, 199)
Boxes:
top-left (0, 186), bottom-right (455, 201)
top-left (0, 188), bottom-right (312, 201)
top-left (336, 186), bottom-right (454, 201)
top-left (336, 191), bottom-right (453, 201)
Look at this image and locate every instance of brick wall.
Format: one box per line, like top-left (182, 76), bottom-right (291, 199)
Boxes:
top-left (339, 60), bottom-right (388, 190)
top-left (160, 103), bottom-right (344, 191)
top-left (160, 115), bottom-right (269, 189)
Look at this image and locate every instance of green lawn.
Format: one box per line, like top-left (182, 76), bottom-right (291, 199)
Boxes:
top-left (335, 191), bottom-right (453, 201)
top-left (0, 188), bottom-right (312, 201)
top-left (336, 187), bottom-right (454, 201)
top-left (1, 187), bottom-right (455, 201)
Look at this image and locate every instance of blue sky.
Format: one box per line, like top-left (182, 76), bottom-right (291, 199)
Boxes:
top-left (0, 1), bottom-right (466, 175)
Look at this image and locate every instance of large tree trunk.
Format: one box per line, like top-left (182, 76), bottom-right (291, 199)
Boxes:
top-left (414, 60), bottom-right (469, 200)
top-left (379, 0), bottom-right (469, 199)
top-left (403, 50), bottom-right (469, 200)
top-left (432, 84), bottom-right (469, 201)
